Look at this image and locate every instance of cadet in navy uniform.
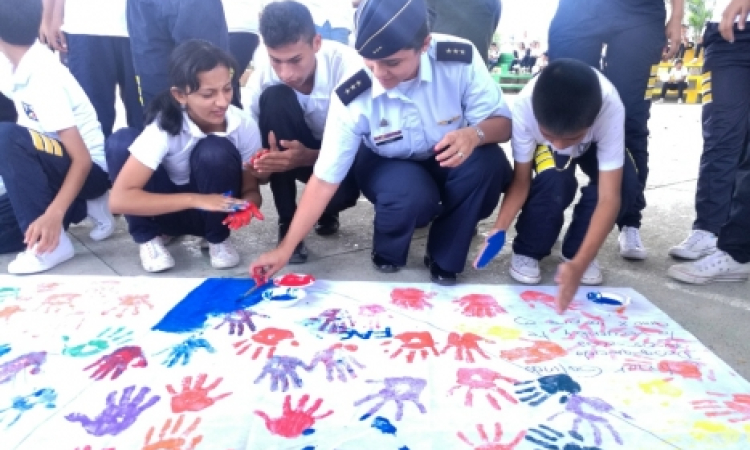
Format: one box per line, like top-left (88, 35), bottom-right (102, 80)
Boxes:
top-left (250, 0), bottom-right (513, 285)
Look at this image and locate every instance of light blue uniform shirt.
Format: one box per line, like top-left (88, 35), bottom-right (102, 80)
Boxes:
top-left (315, 33), bottom-right (511, 184)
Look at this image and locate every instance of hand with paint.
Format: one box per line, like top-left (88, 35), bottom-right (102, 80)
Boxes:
top-left (142, 415), bottom-right (203, 450)
top-left (214, 309), bottom-right (268, 336)
top-left (309, 343), bottom-right (365, 382)
top-left (222, 202), bottom-right (264, 230)
top-left (448, 368), bottom-right (518, 410)
top-left (525, 425), bottom-right (601, 450)
top-left (440, 332), bottom-right (493, 363)
top-left (24, 210), bottom-right (64, 254)
top-left (65, 386), bottom-right (160, 437)
top-left (385, 331), bottom-right (440, 363)
top-left (159, 336), bottom-right (216, 368)
top-left (453, 294), bottom-right (506, 318)
top-left (457, 422), bottom-right (526, 450)
top-left (255, 355), bottom-right (311, 392)
top-left (473, 229), bottom-right (506, 269)
top-left (355, 377), bottom-right (428, 421)
top-left (304, 308), bottom-right (355, 335)
top-left (255, 394), bottom-right (333, 438)
top-left (166, 374), bottom-right (231, 413)
top-left (85, 346), bottom-right (147, 381)
top-left (62, 327), bottom-right (134, 358)
top-left (234, 327), bottom-right (297, 360)
top-left (515, 374), bottom-right (581, 407)
top-left (0, 388), bottom-right (57, 427)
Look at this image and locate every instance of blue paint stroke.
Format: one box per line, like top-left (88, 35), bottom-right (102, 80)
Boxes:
top-left (152, 278), bottom-right (271, 334)
top-left (0, 344), bottom-right (10, 358)
top-left (372, 416), bottom-right (397, 435)
top-left (302, 428), bottom-right (316, 436)
top-left (301, 446), bottom-right (315, 450)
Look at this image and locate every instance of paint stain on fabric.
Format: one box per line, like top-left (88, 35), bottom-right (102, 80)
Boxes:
top-left (638, 378), bottom-right (683, 397)
top-left (372, 416), bottom-right (397, 435)
top-left (658, 360), bottom-right (703, 380)
top-left (390, 288), bottom-right (434, 310)
top-left (691, 420), bottom-right (742, 443)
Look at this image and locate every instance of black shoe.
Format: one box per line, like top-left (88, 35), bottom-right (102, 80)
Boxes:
top-left (371, 251), bottom-right (400, 273)
top-left (279, 223), bottom-right (308, 264)
top-left (423, 254), bottom-right (457, 286)
top-left (315, 213), bottom-right (340, 236)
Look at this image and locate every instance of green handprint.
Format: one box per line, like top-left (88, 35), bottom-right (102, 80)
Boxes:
top-left (62, 327), bottom-right (134, 358)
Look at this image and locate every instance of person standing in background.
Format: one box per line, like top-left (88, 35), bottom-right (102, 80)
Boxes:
top-left (222, 0), bottom-right (262, 88)
top-left (426, 0), bottom-right (501, 60)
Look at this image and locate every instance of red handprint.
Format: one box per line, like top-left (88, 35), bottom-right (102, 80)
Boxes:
top-left (454, 294), bottom-right (506, 318)
top-left (222, 203), bottom-right (264, 230)
top-left (102, 294), bottom-right (153, 318)
top-left (255, 394), bottom-right (333, 438)
top-left (457, 423), bottom-right (525, 450)
top-left (166, 374), bottom-right (231, 413)
top-left (214, 309), bottom-right (268, 336)
top-left (448, 368), bottom-right (518, 410)
top-left (390, 288), bottom-right (434, 311)
top-left (500, 340), bottom-right (567, 364)
top-left (84, 346), bottom-right (147, 381)
top-left (37, 293), bottom-right (79, 314)
top-left (142, 415), bottom-right (203, 450)
top-left (383, 331), bottom-right (439, 363)
top-left (441, 332), bottom-right (493, 363)
top-left (692, 393), bottom-right (750, 423)
top-left (357, 304), bottom-right (392, 330)
top-left (233, 327), bottom-right (298, 360)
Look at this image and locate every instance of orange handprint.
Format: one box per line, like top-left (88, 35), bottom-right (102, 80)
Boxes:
top-left (390, 288), bottom-right (435, 310)
top-left (500, 340), bottom-right (567, 364)
top-left (457, 423), bottom-right (525, 449)
top-left (37, 293), bottom-right (79, 314)
top-left (441, 332), bottom-right (493, 363)
top-left (233, 327), bottom-right (298, 360)
top-left (383, 331), bottom-right (439, 363)
top-left (103, 294), bottom-right (153, 318)
top-left (142, 415), bottom-right (202, 450)
top-left (166, 374), bottom-right (232, 413)
top-left (0, 305), bottom-right (23, 322)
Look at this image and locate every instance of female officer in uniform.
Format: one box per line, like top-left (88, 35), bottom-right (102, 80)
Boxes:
top-left (250, 0), bottom-right (512, 285)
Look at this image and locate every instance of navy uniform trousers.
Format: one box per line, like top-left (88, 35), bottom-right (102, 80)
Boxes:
top-left (0, 123), bottom-right (110, 254)
top-left (257, 84), bottom-right (360, 227)
top-left (548, 0), bottom-right (666, 230)
top-left (513, 145), bottom-right (641, 261)
top-left (355, 144), bottom-right (512, 274)
top-left (700, 23), bottom-right (750, 263)
top-left (105, 128), bottom-right (242, 245)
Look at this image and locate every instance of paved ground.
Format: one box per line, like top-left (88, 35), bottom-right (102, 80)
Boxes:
top-left (3, 97), bottom-right (749, 379)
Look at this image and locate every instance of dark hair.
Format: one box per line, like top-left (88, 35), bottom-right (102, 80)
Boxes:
top-left (675, 58), bottom-right (683, 65)
top-left (260, 1), bottom-right (316, 49)
top-left (532, 58), bottom-right (603, 136)
top-left (144, 40), bottom-right (238, 135)
top-left (403, 20), bottom-right (430, 51)
top-left (0, 0), bottom-right (42, 46)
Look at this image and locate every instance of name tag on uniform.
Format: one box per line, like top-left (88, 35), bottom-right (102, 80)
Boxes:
top-left (437, 115), bottom-right (461, 126)
top-left (374, 130), bottom-right (403, 146)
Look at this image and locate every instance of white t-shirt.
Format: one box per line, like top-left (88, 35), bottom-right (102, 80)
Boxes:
top-left (661, 67), bottom-right (689, 82)
top-left (62, 0), bottom-right (129, 37)
top-left (511, 69), bottom-right (625, 172)
top-left (4, 43), bottom-right (107, 171)
top-left (712, 0), bottom-right (750, 22)
top-left (246, 40), bottom-right (364, 140)
top-left (222, 0), bottom-right (261, 33)
top-left (128, 106), bottom-right (261, 185)
top-left (261, 0), bottom-right (354, 31)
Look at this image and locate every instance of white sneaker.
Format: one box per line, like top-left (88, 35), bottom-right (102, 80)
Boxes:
top-left (669, 230), bottom-right (717, 260)
top-left (668, 250), bottom-right (750, 285)
top-left (86, 191), bottom-right (115, 241)
top-left (209, 240), bottom-right (240, 269)
top-left (678, 98), bottom-right (684, 104)
top-left (619, 226), bottom-right (647, 260)
top-left (139, 237), bottom-right (175, 273)
top-left (562, 256), bottom-right (603, 285)
top-left (8, 230), bottom-right (75, 274)
top-left (510, 253), bottom-right (542, 284)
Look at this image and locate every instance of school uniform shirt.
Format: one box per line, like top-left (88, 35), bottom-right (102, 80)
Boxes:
top-left (5, 42), bottom-right (107, 171)
top-left (62, 0), bottom-right (129, 37)
top-left (128, 106), bottom-right (261, 185)
top-left (315, 34), bottom-right (512, 184)
top-left (666, 67), bottom-right (689, 82)
top-left (511, 69), bottom-right (625, 172)
top-left (222, 0), bottom-right (260, 33)
top-left (246, 40), bottom-right (364, 140)
top-left (260, 0), bottom-right (354, 32)
top-left (712, 0), bottom-right (750, 22)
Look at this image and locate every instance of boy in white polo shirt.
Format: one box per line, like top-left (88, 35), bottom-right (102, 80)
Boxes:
top-left (0, 0), bottom-right (113, 274)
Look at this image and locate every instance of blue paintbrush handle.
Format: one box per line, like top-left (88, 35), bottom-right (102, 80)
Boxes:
top-left (475, 230), bottom-right (506, 269)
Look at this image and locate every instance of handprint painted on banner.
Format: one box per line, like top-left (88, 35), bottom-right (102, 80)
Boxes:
top-left (355, 377), bottom-right (428, 421)
top-left (166, 374), bottom-right (231, 413)
top-left (255, 356), bottom-right (311, 392)
top-left (37, 293), bottom-right (79, 314)
top-left (234, 327), bottom-right (298, 360)
top-left (85, 346), bottom-right (147, 381)
top-left (62, 327), bottom-right (134, 358)
top-left (0, 388), bottom-right (56, 428)
top-left (0, 287), bottom-right (19, 303)
top-left (158, 336), bottom-right (215, 368)
top-left (66, 386), bottom-right (160, 436)
top-left (441, 332), bottom-right (493, 363)
top-left (548, 395), bottom-right (633, 446)
top-left (255, 394), bottom-right (333, 438)
top-left (309, 343), bottom-right (365, 382)
top-left (303, 308), bottom-right (355, 335)
top-left (525, 425), bottom-right (602, 450)
top-left (383, 331), bottom-right (439, 363)
top-left (520, 291), bottom-right (580, 311)
top-left (390, 288), bottom-right (434, 311)
top-left (102, 294), bottom-right (153, 318)
top-left (142, 415), bottom-right (203, 450)
top-left (453, 294), bottom-right (507, 318)
top-left (501, 340), bottom-right (567, 365)
top-left (448, 368), bottom-right (518, 410)
top-left (0, 305), bottom-right (23, 322)
top-left (357, 304), bottom-right (392, 330)
top-left (457, 422), bottom-right (525, 449)
top-left (214, 309), bottom-right (268, 336)
top-left (515, 374), bottom-right (581, 407)
top-left (0, 351), bottom-right (46, 385)
top-left (692, 393), bottom-right (750, 423)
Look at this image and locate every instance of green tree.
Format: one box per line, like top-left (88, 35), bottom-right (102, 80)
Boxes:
top-left (686, 0), bottom-right (714, 40)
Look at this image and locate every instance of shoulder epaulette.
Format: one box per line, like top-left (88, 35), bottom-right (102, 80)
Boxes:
top-left (436, 42), bottom-right (473, 64)
top-left (336, 69), bottom-right (372, 105)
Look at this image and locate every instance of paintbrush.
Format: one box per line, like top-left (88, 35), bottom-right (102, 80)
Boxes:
top-left (237, 267), bottom-right (267, 303)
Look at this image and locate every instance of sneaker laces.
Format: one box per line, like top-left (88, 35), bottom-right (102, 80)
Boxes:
top-left (514, 254), bottom-right (538, 268)
top-left (681, 230), bottom-right (712, 248)
top-left (624, 227), bottom-right (644, 249)
top-left (143, 239), bottom-right (168, 259)
top-left (692, 250), bottom-right (728, 270)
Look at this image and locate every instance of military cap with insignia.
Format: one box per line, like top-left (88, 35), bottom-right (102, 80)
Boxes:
top-left (354, 0), bottom-right (428, 59)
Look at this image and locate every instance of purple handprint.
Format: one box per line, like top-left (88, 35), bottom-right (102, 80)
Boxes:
top-left (303, 308), bottom-right (355, 335)
top-left (354, 377), bottom-right (427, 421)
top-left (65, 386), bottom-right (160, 436)
top-left (214, 309), bottom-right (268, 336)
top-left (254, 356), bottom-right (311, 392)
top-left (548, 395), bottom-right (633, 446)
top-left (309, 343), bottom-right (365, 382)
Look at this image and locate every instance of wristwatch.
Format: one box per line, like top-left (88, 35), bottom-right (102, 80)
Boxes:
top-left (473, 125), bottom-right (486, 146)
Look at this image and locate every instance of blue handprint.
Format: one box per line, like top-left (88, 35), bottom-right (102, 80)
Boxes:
top-left (515, 374), bottom-right (582, 407)
top-left (525, 424), bottom-right (602, 450)
top-left (158, 335), bottom-right (215, 368)
top-left (0, 388), bottom-right (56, 428)
top-left (254, 355), bottom-right (311, 392)
top-left (0, 344), bottom-right (10, 358)
top-left (65, 386), bottom-right (159, 436)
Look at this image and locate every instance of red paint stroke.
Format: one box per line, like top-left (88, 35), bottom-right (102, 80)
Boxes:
top-left (501, 340), bottom-right (567, 364)
top-left (457, 423), bottom-right (526, 449)
top-left (85, 346), bottom-right (147, 381)
top-left (255, 394), bottom-right (333, 438)
top-left (382, 331), bottom-right (439, 363)
top-left (0, 305), bottom-right (23, 322)
top-left (166, 374), bottom-right (232, 413)
top-left (449, 368), bottom-right (518, 410)
top-left (453, 294), bottom-right (506, 318)
top-left (657, 360), bottom-right (703, 380)
top-left (274, 274), bottom-right (315, 288)
top-left (693, 393), bottom-right (750, 423)
top-left (441, 332), bottom-right (493, 363)
top-left (233, 327), bottom-right (297, 360)
top-left (390, 288), bottom-right (434, 311)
